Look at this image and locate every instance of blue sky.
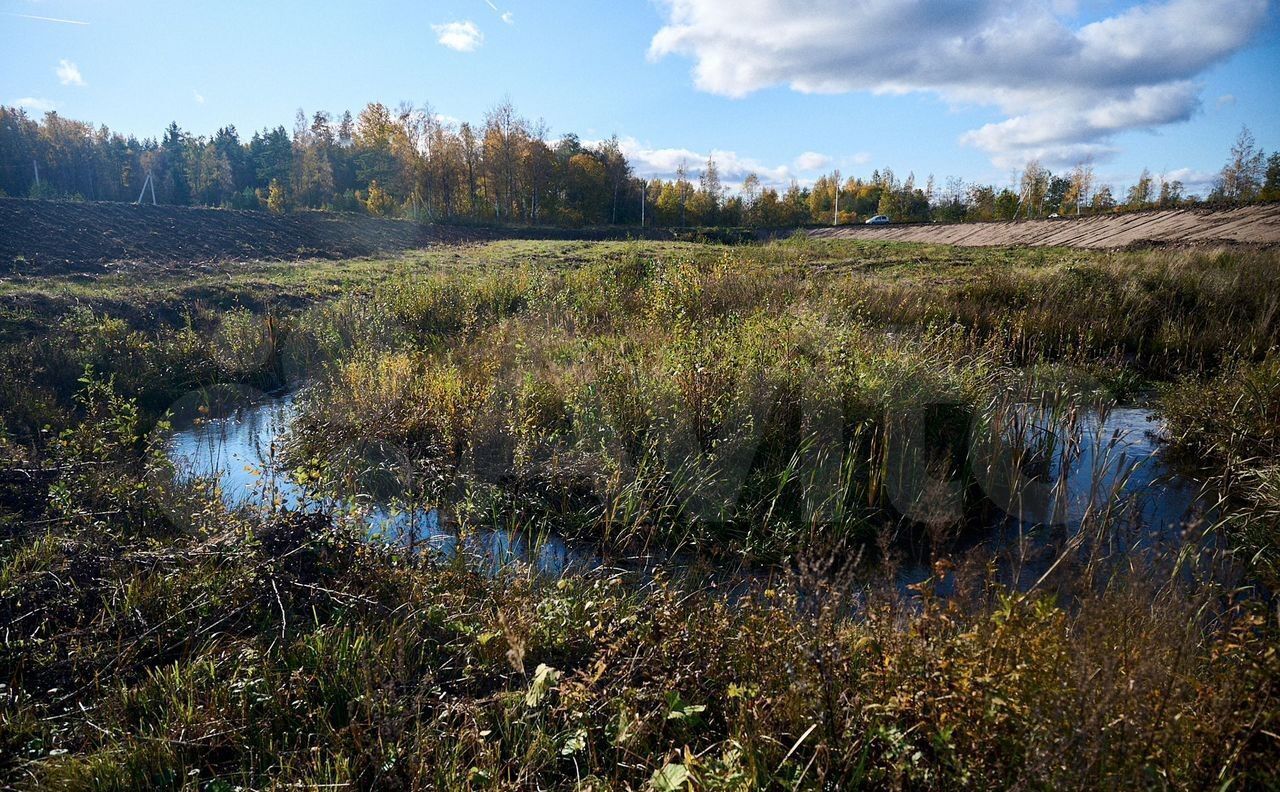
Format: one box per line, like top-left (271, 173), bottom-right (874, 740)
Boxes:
top-left (3, 0), bottom-right (1277, 195)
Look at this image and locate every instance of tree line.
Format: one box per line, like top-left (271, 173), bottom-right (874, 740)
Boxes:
top-left (1, 101), bottom-right (1276, 227)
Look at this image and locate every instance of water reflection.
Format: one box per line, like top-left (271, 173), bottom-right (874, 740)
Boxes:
top-left (166, 393), bottom-right (597, 577)
top-left (167, 392), bottom-right (1204, 588)
top-left (896, 405), bottom-right (1208, 590)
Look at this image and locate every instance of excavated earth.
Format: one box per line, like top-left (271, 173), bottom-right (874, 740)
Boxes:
top-left (0, 198), bottom-right (716, 273)
top-left (3, 198), bottom-right (1278, 275)
top-left (0, 198), bottom-right (503, 274)
top-left (808, 203), bottom-right (1280, 249)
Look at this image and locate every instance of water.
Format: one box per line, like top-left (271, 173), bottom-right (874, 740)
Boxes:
top-left (166, 392), bottom-right (1206, 586)
top-left (165, 392), bottom-right (596, 576)
top-left (895, 405), bottom-right (1210, 590)
top-left (1037, 406), bottom-right (1202, 530)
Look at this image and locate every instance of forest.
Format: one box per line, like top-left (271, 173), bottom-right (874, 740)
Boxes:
top-left (3, 101), bottom-right (1278, 227)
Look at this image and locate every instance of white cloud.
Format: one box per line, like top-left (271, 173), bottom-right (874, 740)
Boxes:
top-left (650, 0), bottom-right (1268, 167)
top-left (1155, 166), bottom-right (1218, 194)
top-left (13, 97), bottom-right (58, 113)
top-left (502, 12), bottom-right (515, 24)
top-left (595, 136), bottom-right (797, 191)
top-left (193, 90), bottom-right (205, 104)
top-left (56, 59), bottom-right (85, 87)
top-left (607, 139), bottom-right (881, 191)
top-left (958, 81), bottom-right (1199, 168)
top-left (1216, 93), bottom-right (1237, 108)
top-left (432, 20), bottom-right (483, 52)
top-left (793, 151), bottom-right (833, 171)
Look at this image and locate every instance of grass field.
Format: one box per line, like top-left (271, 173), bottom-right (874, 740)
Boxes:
top-left (1, 237), bottom-right (1277, 789)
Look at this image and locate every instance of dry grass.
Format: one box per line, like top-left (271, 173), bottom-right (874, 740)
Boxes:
top-left (1, 238), bottom-right (1278, 789)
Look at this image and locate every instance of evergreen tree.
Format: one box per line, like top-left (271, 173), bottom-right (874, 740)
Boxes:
top-left (1259, 152), bottom-right (1280, 201)
top-left (161, 122), bottom-right (191, 204)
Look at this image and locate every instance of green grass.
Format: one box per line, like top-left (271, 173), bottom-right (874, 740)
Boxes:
top-left (1, 237), bottom-right (1278, 789)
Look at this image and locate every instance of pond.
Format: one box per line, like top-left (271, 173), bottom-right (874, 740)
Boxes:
top-left (164, 390), bottom-right (1209, 587)
top-left (892, 404), bottom-right (1210, 591)
top-left (164, 391), bottom-right (596, 576)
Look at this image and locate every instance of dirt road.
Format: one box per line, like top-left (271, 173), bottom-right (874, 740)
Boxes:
top-left (808, 204), bottom-right (1280, 249)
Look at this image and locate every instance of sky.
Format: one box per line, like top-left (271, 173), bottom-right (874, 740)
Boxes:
top-left (2, 0), bottom-right (1278, 196)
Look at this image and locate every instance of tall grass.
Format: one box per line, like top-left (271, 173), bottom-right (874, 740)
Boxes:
top-left (1, 239), bottom-right (1278, 788)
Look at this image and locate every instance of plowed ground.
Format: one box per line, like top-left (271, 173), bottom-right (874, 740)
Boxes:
top-left (809, 203), bottom-right (1280, 249)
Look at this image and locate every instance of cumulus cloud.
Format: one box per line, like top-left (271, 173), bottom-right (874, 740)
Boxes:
top-left (432, 21), bottom-right (483, 52)
top-left (501, 12), bottom-right (514, 24)
top-left (1155, 166), bottom-right (1219, 195)
top-left (193, 90), bottom-right (205, 104)
top-left (650, 0), bottom-right (1268, 167)
top-left (14, 97), bottom-right (58, 113)
top-left (597, 136), bottom-right (798, 190)
top-left (56, 59), bottom-right (85, 86)
top-left (794, 151), bottom-right (833, 171)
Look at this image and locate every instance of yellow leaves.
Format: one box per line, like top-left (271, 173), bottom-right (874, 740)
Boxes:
top-left (363, 179), bottom-right (395, 216)
top-left (326, 349), bottom-right (494, 457)
top-left (726, 682), bottom-right (759, 701)
top-left (266, 178), bottom-right (287, 214)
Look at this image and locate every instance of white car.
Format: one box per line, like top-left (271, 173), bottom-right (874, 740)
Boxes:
top-left (865, 215), bottom-right (890, 225)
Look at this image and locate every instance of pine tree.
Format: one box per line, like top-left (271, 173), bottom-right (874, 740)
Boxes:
top-left (1260, 152), bottom-right (1280, 201)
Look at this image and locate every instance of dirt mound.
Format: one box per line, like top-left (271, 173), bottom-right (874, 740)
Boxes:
top-left (0, 198), bottom-right (496, 273)
top-left (8, 199), bottom-right (1276, 273)
top-left (0, 198), bottom-right (718, 273)
top-left (808, 204), bottom-right (1280, 249)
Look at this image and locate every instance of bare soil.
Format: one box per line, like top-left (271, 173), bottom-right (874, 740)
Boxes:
top-left (0, 197), bottom-right (509, 273)
top-left (808, 204), bottom-right (1280, 249)
top-left (5, 199), bottom-right (1278, 275)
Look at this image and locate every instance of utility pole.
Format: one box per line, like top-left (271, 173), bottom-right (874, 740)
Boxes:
top-left (32, 159), bottom-right (40, 189)
top-left (136, 170), bottom-right (157, 205)
top-left (639, 179), bottom-right (645, 228)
